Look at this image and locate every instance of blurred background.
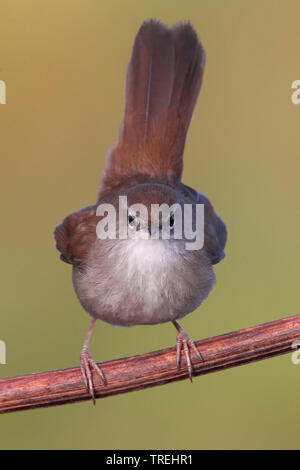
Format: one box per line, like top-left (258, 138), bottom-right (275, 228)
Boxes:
top-left (1, 0), bottom-right (300, 450)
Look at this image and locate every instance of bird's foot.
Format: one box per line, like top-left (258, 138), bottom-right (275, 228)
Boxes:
top-left (174, 324), bottom-right (203, 382)
top-left (80, 346), bottom-right (107, 404)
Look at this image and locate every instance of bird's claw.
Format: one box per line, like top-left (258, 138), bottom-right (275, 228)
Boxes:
top-left (175, 328), bottom-right (203, 382)
top-left (80, 346), bottom-right (107, 404)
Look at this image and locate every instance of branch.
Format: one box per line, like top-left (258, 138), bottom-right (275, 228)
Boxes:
top-left (1, 314), bottom-right (299, 413)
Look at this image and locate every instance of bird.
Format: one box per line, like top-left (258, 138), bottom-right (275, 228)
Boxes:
top-left (54, 19), bottom-right (227, 403)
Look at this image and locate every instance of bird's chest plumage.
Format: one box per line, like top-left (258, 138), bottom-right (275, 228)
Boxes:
top-left (73, 238), bottom-right (215, 327)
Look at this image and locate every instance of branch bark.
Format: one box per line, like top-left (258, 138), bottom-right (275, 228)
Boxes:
top-left (0, 314), bottom-right (299, 413)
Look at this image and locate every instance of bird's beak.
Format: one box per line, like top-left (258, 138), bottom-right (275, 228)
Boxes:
top-left (148, 222), bottom-right (155, 237)
top-left (148, 221), bottom-right (163, 238)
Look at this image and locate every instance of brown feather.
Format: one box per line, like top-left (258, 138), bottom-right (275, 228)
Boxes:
top-left (54, 206), bottom-right (98, 265)
top-left (100, 20), bottom-right (205, 194)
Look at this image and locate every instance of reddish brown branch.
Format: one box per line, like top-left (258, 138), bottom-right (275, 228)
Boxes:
top-left (0, 314), bottom-right (300, 413)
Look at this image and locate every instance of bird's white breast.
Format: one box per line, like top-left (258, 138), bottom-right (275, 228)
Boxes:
top-left (73, 237), bottom-right (215, 327)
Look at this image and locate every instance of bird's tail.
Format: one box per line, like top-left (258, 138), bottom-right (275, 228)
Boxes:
top-left (101, 19), bottom-right (205, 192)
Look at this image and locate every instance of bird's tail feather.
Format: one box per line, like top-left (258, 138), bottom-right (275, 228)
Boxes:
top-left (101, 19), bottom-right (205, 192)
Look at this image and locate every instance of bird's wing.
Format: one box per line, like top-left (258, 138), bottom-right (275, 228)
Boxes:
top-left (180, 183), bottom-right (227, 265)
top-left (54, 205), bottom-right (98, 265)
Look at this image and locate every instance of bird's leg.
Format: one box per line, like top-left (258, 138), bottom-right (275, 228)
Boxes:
top-left (172, 320), bottom-right (203, 382)
top-left (80, 317), bottom-right (107, 404)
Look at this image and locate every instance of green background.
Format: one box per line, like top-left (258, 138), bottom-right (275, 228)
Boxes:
top-left (1, 0), bottom-right (300, 449)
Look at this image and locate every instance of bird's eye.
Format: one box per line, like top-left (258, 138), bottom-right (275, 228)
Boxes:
top-left (128, 215), bottom-right (135, 226)
top-left (169, 213), bottom-right (175, 228)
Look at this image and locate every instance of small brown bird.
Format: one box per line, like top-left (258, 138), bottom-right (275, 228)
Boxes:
top-left (55, 19), bottom-right (226, 402)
